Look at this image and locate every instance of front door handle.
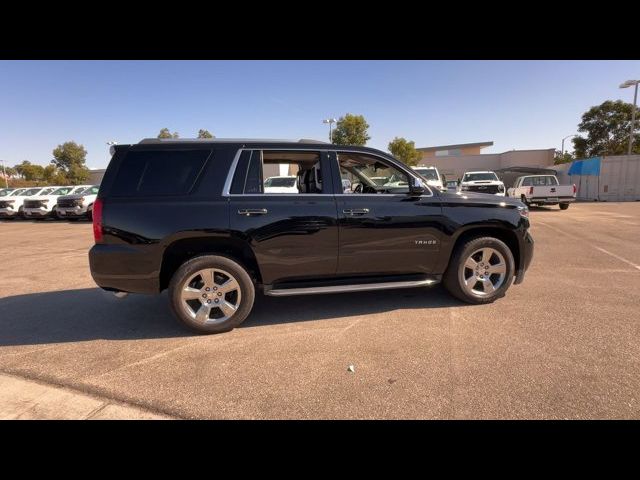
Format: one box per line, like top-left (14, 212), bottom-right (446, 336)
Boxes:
top-left (237, 208), bottom-right (268, 216)
top-left (343, 208), bottom-right (370, 216)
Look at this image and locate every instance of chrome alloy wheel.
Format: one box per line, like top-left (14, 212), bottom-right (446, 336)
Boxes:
top-left (180, 268), bottom-right (242, 325)
top-left (460, 247), bottom-right (507, 297)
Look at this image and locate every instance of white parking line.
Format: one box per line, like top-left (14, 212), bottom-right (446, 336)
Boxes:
top-left (593, 246), bottom-right (640, 271)
top-left (537, 221), bottom-right (640, 271)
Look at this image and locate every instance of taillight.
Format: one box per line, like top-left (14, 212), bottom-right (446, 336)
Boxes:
top-left (573, 184), bottom-right (576, 194)
top-left (92, 198), bottom-right (103, 243)
top-left (529, 186), bottom-right (534, 195)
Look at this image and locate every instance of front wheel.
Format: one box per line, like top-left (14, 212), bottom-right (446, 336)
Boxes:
top-left (168, 255), bottom-right (255, 334)
top-left (443, 236), bottom-right (515, 304)
top-left (520, 195), bottom-right (530, 207)
top-left (559, 203), bottom-right (570, 210)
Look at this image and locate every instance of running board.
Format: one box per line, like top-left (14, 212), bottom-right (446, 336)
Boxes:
top-left (265, 278), bottom-right (438, 297)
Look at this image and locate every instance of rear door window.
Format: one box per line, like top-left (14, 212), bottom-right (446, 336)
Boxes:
top-left (111, 150), bottom-right (210, 196)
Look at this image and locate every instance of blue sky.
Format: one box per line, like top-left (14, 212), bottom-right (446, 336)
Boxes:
top-left (1, 60), bottom-right (639, 169)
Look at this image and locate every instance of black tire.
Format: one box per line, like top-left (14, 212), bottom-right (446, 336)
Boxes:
top-left (87, 206), bottom-right (93, 221)
top-left (443, 236), bottom-right (515, 304)
top-left (559, 203), bottom-right (569, 210)
top-left (168, 255), bottom-right (255, 334)
top-left (520, 195), bottom-right (530, 207)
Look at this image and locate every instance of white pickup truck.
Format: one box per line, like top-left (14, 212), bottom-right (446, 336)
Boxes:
top-left (507, 175), bottom-right (576, 210)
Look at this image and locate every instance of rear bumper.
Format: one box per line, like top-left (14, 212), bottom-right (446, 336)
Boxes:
top-left (514, 231), bottom-right (534, 285)
top-left (529, 196), bottom-right (576, 204)
top-left (89, 244), bottom-right (160, 294)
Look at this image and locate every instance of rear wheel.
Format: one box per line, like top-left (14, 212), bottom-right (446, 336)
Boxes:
top-left (87, 206), bottom-right (93, 221)
top-left (559, 203), bottom-right (569, 210)
top-left (443, 236), bottom-right (515, 304)
top-left (520, 195), bottom-right (530, 207)
top-left (168, 255), bottom-right (255, 334)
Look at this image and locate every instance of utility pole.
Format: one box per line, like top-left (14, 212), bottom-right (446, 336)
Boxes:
top-left (619, 80), bottom-right (639, 155)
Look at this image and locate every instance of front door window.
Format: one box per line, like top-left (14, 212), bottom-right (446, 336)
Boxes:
top-left (338, 152), bottom-right (411, 194)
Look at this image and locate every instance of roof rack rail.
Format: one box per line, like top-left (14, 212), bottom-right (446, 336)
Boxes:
top-left (137, 138), bottom-right (329, 145)
top-left (297, 139), bottom-right (329, 144)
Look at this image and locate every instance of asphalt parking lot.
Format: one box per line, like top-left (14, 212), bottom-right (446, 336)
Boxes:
top-left (1, 202), bottom-right (639, 419)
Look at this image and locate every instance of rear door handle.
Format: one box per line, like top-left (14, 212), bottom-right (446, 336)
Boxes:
top-left (343, 208), bottom-right (370, 215)
top-left (237, 208), bottom-right (268, 216)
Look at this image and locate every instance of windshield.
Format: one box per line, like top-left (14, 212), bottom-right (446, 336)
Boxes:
top-left (0, 189), bottom-right (13, 197)
top-left (22, 188), bottom-right (42, 196)
top-left (51, 187), bottom-right (74, 195)
top-left (463, 172), bottom-right (498, 182)
top-left (39, 188), bottom-right (55, 195)
top-left (10, 189), bottom-right (26, 196)
top-left (413, 168), bottom-right (439, 181)
top-left (265, 177), bottom-right (296, 187)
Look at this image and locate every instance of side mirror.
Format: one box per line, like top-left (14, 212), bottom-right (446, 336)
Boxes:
top-left (408, 176), bottom-right (425, 195)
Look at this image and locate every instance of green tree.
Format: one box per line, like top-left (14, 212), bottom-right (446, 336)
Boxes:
top-left (197, 129), bottom-right (214, 138)
top-left (43, 165), bottom-right (58, 183)
top-left (388, 137), bottom-right (422, 167)
top-left (51, 141), bottom-right (90, 184)
top-left (573, 100), bottom-right (640, 157)
top-left (554, 150), bottom-right (574, 165)
top-left (15, 161), bottom-right (45, 181)
top-left (158, 128), bottom-right (179, 139)
top-left (332, 113), bottom-right (371, 145)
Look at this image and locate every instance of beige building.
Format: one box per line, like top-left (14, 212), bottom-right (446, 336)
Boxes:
top-left (418, 141), bottom-right (494, 158)
top-left (417, 141), bottom-right (555, 182)
top-left (89, 169), bottom-right (106, 185)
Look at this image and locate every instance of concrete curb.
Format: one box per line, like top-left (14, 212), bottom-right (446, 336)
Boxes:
top-left (0, 373), bottom-right (173, 420)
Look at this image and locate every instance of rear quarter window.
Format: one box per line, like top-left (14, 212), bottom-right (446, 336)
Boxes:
top-left (110, 150), bottom-right (210, 197)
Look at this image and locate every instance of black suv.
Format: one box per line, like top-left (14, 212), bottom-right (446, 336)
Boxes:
top-left (90, 139), bottom-right (534, 333)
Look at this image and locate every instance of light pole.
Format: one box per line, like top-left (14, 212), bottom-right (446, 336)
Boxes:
top-left (561, 134), bottom-right (577, 157)
top-left (619, 79), bottom-right (639, 155)
top-left (322, 118), bottom-right (337, 143)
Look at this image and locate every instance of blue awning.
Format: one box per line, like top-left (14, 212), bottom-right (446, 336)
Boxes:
top-left (568, 157), bottom-right (601, 176)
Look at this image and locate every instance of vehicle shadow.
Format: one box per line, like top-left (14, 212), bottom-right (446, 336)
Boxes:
top-left (528, 206), bottom-right (562, 213)
top-left (0, 285), bottom-right (464, 347)
top-left (244, 285), bottom-right (464, 328)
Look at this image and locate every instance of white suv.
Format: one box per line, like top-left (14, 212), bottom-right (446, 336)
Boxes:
top-left (23, 185), bottom-right (90, 219)
top-left (459, 171), bottom-right (506, 196)
top-left (56, 185), bottom-right (100, 220)
top-left (0, 186), bottom-right (55, 219)
top-left (411, 166), bottom-right (444, 191)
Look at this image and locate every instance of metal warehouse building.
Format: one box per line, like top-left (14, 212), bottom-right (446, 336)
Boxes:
top-left (556, 155), bottom-right (640, 201)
